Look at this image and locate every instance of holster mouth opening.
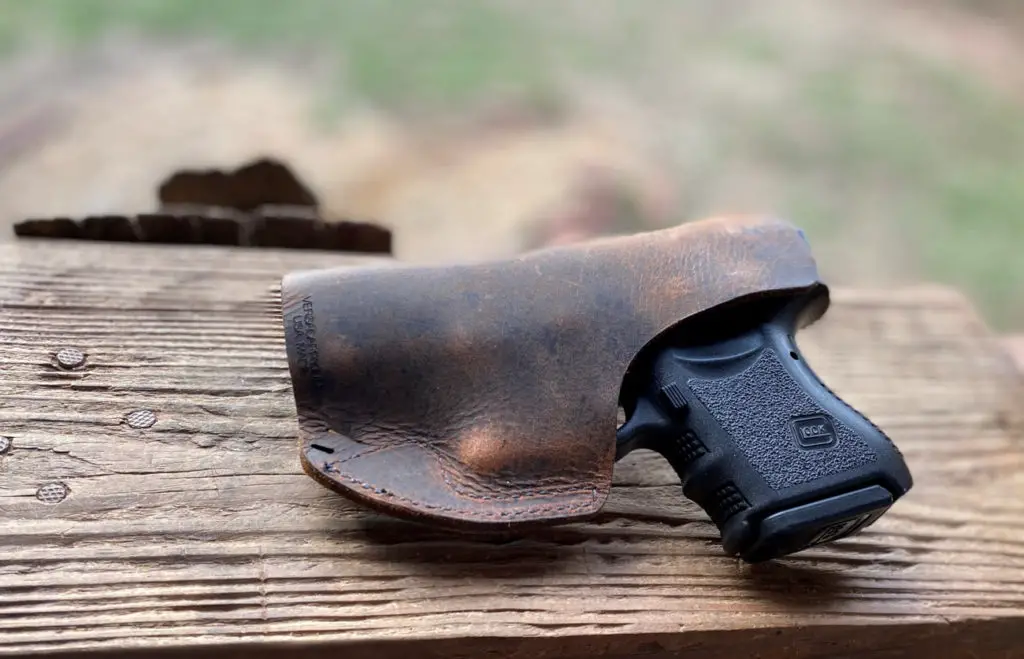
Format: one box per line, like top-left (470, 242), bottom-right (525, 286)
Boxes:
top-left (619, 284), bottom-right (831, 404)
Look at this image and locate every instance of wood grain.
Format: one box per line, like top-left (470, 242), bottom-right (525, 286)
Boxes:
top-left (0, 240), bottom-right (1022, 658)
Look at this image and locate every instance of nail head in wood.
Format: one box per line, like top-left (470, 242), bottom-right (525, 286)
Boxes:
top-left (125, 409), bottom-right (157, 429)
top-left (55, 347), bottom-right (86, 370)
top-left (0, 436), bottom-right (10, 455)
top-left (36, 482), bottom-right (69, 504)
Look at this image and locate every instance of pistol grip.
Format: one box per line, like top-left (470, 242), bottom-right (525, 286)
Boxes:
top-left (616, 292), bottom-right (913, 562)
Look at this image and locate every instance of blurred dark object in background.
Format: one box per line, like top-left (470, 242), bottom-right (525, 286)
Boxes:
top-left (13, 157), bottom-right (391, 254)
top-left (159, 157), bottom-right (318, 211)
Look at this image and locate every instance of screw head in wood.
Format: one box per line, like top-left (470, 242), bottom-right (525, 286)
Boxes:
top-left (124, 409), bottom-right (157, 429)
top-left (55, 347), bottom-right (86, 370)
top-left (0, 436), bottom-right (10, 455)
top-left (36, 482), bottom-right (69, 504)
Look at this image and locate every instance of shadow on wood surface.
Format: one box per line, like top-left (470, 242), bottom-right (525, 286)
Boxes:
top-left (353, 514), bottom-right (851, 606)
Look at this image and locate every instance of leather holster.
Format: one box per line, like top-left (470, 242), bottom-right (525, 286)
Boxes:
top-left (281, 215), bottom-right (824, 529)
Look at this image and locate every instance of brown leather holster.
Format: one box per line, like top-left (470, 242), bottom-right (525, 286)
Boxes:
top-left (281, 215), bottom-right (825, 529)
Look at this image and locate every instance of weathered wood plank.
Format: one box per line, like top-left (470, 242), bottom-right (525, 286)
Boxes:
top-left (0, 239), bottom-right (1022, 658)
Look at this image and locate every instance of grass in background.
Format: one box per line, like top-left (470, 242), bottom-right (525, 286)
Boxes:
top-left (776, 50), bottom-right (1024, 328)
top-left (0, 0), bottom-right (1021, 328)
top-left (0, 0), bottom-right (566, 109)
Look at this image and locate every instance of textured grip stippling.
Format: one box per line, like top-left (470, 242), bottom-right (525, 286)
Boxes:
top-left (707, 482), bottom-right (750, 526)
top-left (687, 349), bottom-right (878, 491)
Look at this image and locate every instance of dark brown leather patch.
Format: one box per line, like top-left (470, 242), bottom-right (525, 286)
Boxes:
top-left (281, 215), bottom-right (824, 529)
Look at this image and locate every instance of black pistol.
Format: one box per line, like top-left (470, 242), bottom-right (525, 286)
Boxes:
top-left (616, 290), bottom-right (914, 562)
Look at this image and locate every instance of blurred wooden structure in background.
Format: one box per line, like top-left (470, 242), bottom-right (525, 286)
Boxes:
top-left (1, 240), bottom-right (1022, 658)
top-left (11, 158), bottom-right (392, 254)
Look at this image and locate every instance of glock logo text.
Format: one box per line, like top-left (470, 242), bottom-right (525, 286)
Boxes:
top-left (791, 415), bottom-right (837, 449)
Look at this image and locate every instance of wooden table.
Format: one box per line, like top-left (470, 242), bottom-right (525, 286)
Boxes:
top-left (1, 240), bottom-right (1023, 658)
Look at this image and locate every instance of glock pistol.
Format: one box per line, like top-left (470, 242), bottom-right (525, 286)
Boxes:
top-left (281, 215), bottom-right (913, 562)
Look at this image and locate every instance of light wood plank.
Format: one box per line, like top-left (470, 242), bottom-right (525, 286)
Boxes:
top-left (0, 239), bottom-right (1022, 658)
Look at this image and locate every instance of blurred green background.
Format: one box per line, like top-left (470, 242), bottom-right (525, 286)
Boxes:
top-left (0, 0), bottom-right (1020, 328)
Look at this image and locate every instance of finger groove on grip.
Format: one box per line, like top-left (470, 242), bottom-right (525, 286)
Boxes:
top-left (706, 481), bottom-right (750, 526)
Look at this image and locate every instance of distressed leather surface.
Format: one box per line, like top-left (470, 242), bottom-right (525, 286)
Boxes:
top-left (281, 215), bottom-right (825, 529)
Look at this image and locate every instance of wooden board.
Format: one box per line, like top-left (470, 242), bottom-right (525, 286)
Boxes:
top-left (0, 239), bottom-right (1022, 659)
